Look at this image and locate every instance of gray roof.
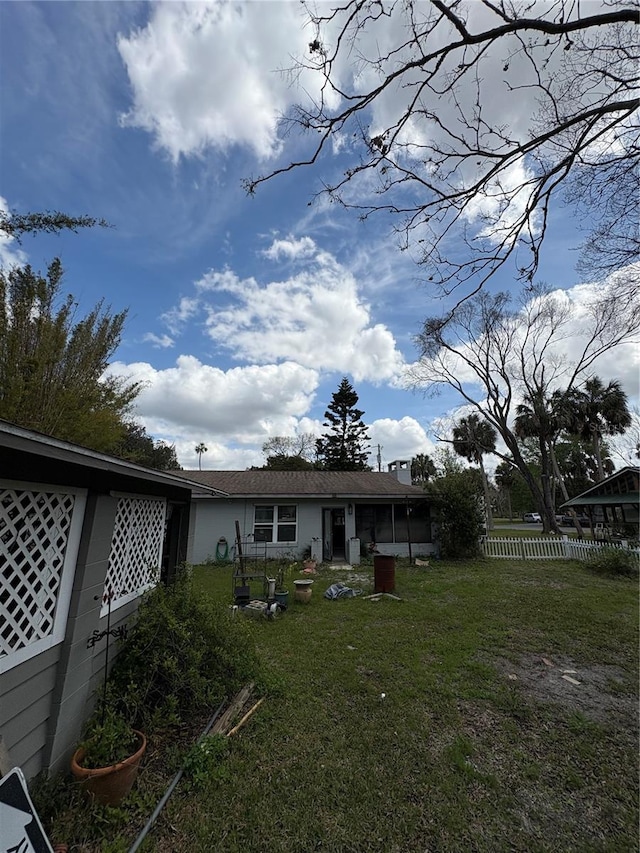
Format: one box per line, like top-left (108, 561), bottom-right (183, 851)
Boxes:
top-left (0, 419), bottom-right (227, 496)
top-left (174, 469), bottom-right (427, 499)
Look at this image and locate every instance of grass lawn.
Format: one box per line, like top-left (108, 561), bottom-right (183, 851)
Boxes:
top-left (38, 558), bottom-right (638, 852)
top-left (158, 558), bottom-right (638, 853)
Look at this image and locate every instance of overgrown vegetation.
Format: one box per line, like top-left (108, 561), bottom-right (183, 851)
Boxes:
top-left (79, 696), bottom-right (140, 769)
top-left (107, 571), bottom-right (262, 732)
top-left (425, 453), bottom-right (485, 557)
top-left (32, 558), bottom-right (637, 852)
top-left (585, 546), bottom-right (639, 578)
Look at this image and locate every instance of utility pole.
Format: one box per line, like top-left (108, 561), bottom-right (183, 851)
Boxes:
top-left (377, 444), bottom-right (382, 472)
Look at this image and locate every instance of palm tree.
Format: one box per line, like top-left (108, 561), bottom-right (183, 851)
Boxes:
top-left (494, 460), bottom-right (516, 521)
top-left (452, 413), bottom-right (497, 530)
top-left (411, 453), bottom-right (437, 486)
top-left (514, 391), bottom-right (564, 533)
top-left (195, 442), bottom-right (208, 471)
top-left (566, 377), bottom-right (631, 481)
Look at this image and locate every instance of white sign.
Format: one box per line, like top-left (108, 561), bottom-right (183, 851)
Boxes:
top-left (0, 768), bottom-right (54, 853)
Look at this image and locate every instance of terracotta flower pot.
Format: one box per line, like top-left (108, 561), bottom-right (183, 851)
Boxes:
top-left (71, 730), bottom-right (146, 806)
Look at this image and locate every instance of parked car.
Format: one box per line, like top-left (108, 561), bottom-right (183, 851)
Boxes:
top-left (523, 512), bottom-right (541, 523)
top-left (561, 513), bottom-right (590, 526)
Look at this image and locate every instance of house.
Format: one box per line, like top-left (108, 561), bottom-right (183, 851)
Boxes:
top-left (177, 460), bottom-right (435, 565)
top-left (561, 466), bottom-right (639, 539)
top-left (0, 420), bottom-right (222, 780)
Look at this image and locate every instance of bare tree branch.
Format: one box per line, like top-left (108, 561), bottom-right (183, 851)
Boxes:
top-left (245, 0), bottom-right (639, 299)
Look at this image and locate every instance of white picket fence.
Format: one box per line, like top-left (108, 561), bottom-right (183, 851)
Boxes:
top-left (481, 535), bottom-right (640, 564)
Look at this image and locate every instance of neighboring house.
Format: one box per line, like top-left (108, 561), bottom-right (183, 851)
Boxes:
top-left (177, 460), bottom-right (436, 565)
top-left (561, 466), bottom-right (640, 539)
top-left (0, 420), bottom-right (223, 780)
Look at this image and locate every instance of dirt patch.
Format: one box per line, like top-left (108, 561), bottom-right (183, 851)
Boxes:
top-left (494, 652), bottom-right (638, 727)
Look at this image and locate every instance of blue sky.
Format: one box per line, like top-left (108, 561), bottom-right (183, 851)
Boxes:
top-left (1, 1), bottom-right (637, 470)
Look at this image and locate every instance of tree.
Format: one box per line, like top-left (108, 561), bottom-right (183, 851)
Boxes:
top-left (494, 461), bottom-right (516, 520)
top-left (315, 377), bottom-right (371, 470)
top-left (195, 443), bottom-right (208, 470)
top-left (116, 422), bottom-right (181, 471)
top-left (553, 436), bottom-right (612, 497)
top-left (425, 451), bottom-right (484, 559)
top-left (0, 209), bottom-right (109, 241)
top-left (565, 377), bottom-right (632, 480)
top-left (409, 283), bottom-right (639, 532)
top-left (247, 1), bottom-right (638, 301)
top-left (411, 453), bottom-right (437, 486)
top-left (260, 433), bottom-right (317, 469)
top-left (257, 454), bottom-right (316, 471)
top-left (452, 413), bottom-right (497, 530)
top-left (0, 258), bottom-right (138, 452)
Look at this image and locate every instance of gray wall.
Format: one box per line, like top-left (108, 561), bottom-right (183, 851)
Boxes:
top-left (188, 498), bottom-right (436, 565)
top-left (1, 491), bottom-right (150, 779)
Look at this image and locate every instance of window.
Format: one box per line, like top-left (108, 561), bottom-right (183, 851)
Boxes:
top-left (254, 505), bottom-right (297, 543)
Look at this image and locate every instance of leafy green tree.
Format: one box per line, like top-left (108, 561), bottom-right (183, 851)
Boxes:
top-left (426, 452), bottom-right (484, 558)
top-left (411, 453), bottom-right (437, 486)
top-left (116, 422), bottom-right (181, 470)
top-left (452, 413), bottom-right (497, 530)
top-left (256, 454), bottom-right (316, 471)
top-left (0, 258), bottom-right (138, 452)
top-left (565, 377), bottom-right (631, 481)
top-left (315, 377), bottom-right (371, 470)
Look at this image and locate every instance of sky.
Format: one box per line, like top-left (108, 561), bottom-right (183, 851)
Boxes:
top-left (1, 1), bottom-right (638, 472)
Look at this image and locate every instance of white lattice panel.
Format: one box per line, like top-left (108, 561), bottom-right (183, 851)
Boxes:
top-left (0, 488), bottom-right (76, 658)
top-left (102, 497), bottom-right (166, 613)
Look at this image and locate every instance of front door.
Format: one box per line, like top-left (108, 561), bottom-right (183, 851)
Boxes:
top-left (322, 508), bottom-right (346, 561)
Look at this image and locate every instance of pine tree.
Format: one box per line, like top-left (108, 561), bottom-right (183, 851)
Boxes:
top-left (315, 377), bottom-right (371, 471)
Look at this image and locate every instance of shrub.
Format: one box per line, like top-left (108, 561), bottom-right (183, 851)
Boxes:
top-left (108, 570), bottom-right (262, 731)
top-left (586, 547), bottom-right (639, 578)
top-left (183, 733), bottom-right (230, 789)
top-left (426, 468), bottom-right (484, 559)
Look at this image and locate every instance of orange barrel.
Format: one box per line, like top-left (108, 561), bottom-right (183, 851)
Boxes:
top-left (373, 555), bottom-right (396, 593)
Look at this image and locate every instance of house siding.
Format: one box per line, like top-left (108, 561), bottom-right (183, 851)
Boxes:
top-left (188, 497), bottom-right (436, 565)
top-left (0, 645), bottom-right (60, 779)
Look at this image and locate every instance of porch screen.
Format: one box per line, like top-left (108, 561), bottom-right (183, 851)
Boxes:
top-left (355, 503), bottom-right (431, 544)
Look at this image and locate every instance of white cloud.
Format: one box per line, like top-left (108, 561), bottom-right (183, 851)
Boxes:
top-left (194, 247), bottom-right (405, 382)
top-left (161, 296), bottom-right (200, 335)
top-left (118, 1), bottom-right (330, 162)
top-left (262, 235), bottom-right (316, 262)
top-left (143, 332), bottom-right (174, 348)
top-left (461, 159), bottom-right (541, 247)
top-left (108, 355), bottom-right (319, 445)
top-left (368, 417), bottom-right (437, 467)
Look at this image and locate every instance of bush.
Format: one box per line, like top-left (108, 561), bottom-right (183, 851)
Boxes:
top-left (108, 570), bottom-right (262, 731)
top-left (586, 547), bottom-right (639, 578)
top-left (426, 468), bottom-right (484, 559)
top-left (182, 733), bottom-right (230, 790)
